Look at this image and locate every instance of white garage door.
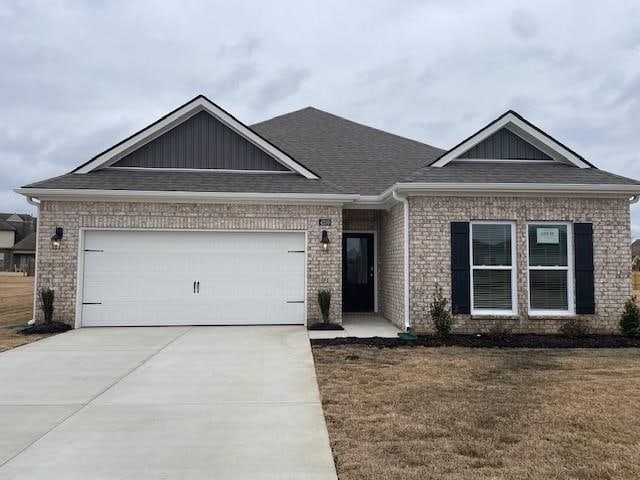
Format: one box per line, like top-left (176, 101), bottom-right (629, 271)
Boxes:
top-left (80, 230), bottom-right (306, 327)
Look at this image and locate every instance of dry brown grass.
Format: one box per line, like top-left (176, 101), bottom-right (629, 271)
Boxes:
top-left (313, 346), bottom-right (640, 480)
top-left (0, 276), bottom-right (49, 352)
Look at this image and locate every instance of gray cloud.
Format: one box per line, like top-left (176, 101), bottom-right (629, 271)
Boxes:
top-left (510, 10), bottom-right (540, 40)
top-left (0, 0), bottom-right (638, 240)
top-left (251, 67), bottom-right (309, 110)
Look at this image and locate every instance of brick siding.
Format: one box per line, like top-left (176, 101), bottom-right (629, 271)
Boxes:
top-left (409, 196), bottom-right (632, 334)
top-left (35, 201), bottom-right (343, 326)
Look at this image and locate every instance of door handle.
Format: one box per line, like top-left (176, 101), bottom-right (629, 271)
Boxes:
top-left (193, 281), bottom-right (196, 294)
top-left (196, 281), bottom-right (200, 294)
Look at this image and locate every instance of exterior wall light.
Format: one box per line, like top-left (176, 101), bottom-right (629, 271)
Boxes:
top-left (321, 230), bottom-right (330, 251)
top-left (51, 227), bottom-right (63, 250)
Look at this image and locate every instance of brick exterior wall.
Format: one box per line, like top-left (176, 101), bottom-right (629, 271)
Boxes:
top-left (379, 204), bottom-right (405, 329)
top-left (35, 201), bottom-right (343, 326)
top-left (409, 196), bottom-right (632, 334)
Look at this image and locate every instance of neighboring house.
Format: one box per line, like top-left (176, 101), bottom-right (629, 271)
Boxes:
top-left (632, 239), bottom-right (640, 271)
top-left (16, 95), bottom-right (640, 333)
top-left (0, 213), bottom-right (37, 275)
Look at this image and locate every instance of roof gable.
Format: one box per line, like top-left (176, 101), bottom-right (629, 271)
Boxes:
top-left (111, 111), bottom-right (288, 172)
top-left (74, 95), bottom-right (318, 179)
top-left (431, 111), bottom-right (592, 168)
top-left (457, 127), bottom-right (552, 161)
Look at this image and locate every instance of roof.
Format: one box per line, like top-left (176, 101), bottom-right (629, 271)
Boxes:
top-left (251, 107), bottom-right (445, 194)
top-left (11, 232), bottom-right (36, 252)
top-left (18, 101), bottom-right (640, 199)
top-left (0, 219), bottom-right (16, 231)
top-left (23, 170), bottom-right (345, 194)
top-left (403, 162), bottom-right (640, 185)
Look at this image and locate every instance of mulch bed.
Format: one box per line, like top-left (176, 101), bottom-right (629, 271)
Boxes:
top-left (20, 322), bottom-right (71, 335)
top-left (308, 323), bottom-right (345, 331)
top-left (311, 334), bottom-right (640, 348)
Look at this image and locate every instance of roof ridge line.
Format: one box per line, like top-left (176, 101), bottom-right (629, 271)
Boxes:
top-left (252, 106), bottom-right (445, 153)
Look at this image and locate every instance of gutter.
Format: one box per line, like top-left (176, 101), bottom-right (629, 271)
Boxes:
top-left (14, 188), bottom-right (360, 205)
top-left (392, 191), bottom-right (411, 331)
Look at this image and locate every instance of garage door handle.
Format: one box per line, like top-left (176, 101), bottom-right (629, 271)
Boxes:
top-left (193, 281), bottom-right (196, 294)
top-left (196, 281), bottom-right (200, 294)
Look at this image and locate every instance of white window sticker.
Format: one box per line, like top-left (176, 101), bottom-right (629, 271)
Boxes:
top-left (536, 227), bottom-right (559, 244)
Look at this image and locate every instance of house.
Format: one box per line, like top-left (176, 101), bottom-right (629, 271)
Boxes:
top-left (16, 95), bottom-right (640, 333)
top-left (0, 213), bottom-right (37, 275)
top-left (632, 239), bottom-right (640, 272)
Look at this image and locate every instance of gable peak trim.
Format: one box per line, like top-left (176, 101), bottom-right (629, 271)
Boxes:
top-left (73, 95), bottom-right (319, 179)
top-left (431, 110), bottom-right (592, 169)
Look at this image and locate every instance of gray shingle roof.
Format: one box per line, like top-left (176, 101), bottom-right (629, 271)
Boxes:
top-left (403, 162), bottom-right (640, 185)
top-left (0, 219), bottom-right (16, 231)
top-left (251, 107), bottom-right (445, 194)
top-left (23, 170), bottom-right (346, 194)
top-left (21, 106), bottom-right (640, 195)
top-left (12, 232), bottom-right (36, 251)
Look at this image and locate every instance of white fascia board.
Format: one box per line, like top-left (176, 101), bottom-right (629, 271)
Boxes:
top-left (431, 113), bottom-right (590, 169)
top-left (74, 97), bottom-right (319, 179)
top-left (15, 188), bottom-right (357, 205)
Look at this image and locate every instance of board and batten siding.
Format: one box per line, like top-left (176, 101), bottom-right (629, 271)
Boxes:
top-left (458, 128), bottom-right (552, 160)
top-left (112, 110), bottom-right (289, 171)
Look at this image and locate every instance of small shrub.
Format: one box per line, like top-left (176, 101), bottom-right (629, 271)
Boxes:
top-left (487, 323), bottom-right (512, 340)
top-left (429, 285), bottom-right (452, 335)
top-left (620, 297), bottom-right (640, 337)
top-left (40, 288), bottom-right (55, 324)
top-left (558, 318), bottom-right (590, 337)
top-left (318, 290), bottom-right (332, 323)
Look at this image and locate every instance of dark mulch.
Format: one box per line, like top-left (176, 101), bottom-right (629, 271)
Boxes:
top-left (311, 334), bottom-right (640, 348)
top-left (308, 323), bottom-right (345, 331)
top-left (20, 322), bottom-right (71, 335)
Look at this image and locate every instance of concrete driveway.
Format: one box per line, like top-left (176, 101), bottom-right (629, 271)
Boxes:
top-left (0, 326), bottom-right (337, 479)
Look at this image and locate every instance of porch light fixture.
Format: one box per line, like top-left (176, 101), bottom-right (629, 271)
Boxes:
top-left (51, 227), bottom-right (63, 250)
top-left (321, 230), bottom-right (330, 251)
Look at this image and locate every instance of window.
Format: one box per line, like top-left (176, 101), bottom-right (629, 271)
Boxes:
top-left (470, 222), bottom-right (516, 314)
top-left (527, 223), bottom-right (573, 315)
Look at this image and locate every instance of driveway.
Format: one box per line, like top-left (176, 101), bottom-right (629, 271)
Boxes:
top-left (0, 326), bottom-right (337, 479)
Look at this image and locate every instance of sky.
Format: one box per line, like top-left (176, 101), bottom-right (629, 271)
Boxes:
top-left (1, 0), bottom-right (639, 238)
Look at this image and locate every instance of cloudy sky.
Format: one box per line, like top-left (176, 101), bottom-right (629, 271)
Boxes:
top-left (1, 1), bottom-right (639, 237)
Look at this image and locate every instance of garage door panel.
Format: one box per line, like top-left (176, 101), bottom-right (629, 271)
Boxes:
top-left (81, 231), bottom-right (306, 327)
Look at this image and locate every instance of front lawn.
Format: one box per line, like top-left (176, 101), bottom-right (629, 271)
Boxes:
top-left (0, 276), bottom-right (51, 352)
top-left (313, 346), bottom-right (640, 480)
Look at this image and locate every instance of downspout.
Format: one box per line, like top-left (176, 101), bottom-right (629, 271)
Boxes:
top-left (25, 196), bottom-right (40, 325)
top-left (392, 190), bottom-right (410, 331)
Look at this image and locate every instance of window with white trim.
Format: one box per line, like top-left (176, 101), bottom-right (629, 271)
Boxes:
top-left (527, 223), bottom-right (573, 315)
top-left (470, 222), bottom-right (516, 315)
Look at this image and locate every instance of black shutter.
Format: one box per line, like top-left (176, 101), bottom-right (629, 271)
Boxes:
top-left (574, 223), bottom-right (595, 314)
top-left (451, 222), bottom-right (471, 314)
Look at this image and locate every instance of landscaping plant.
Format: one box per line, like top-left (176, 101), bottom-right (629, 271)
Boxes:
top-left (40, 288), bottom-right (55, 324)
top-left (318, 290), bottom-right (332, 323)
top-left (429, 285), bottom-right (452, 335)
top-left (620, 297), bottom-right (640, 337)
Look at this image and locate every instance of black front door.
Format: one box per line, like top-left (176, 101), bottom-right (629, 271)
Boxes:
top-left (343, 233), bottom-right (374, 312)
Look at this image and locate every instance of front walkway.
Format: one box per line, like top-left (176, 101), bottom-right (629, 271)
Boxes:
top-left (0, 326), bottom-right (337, 479)
top-left (308, 314), bottom-right (402, 339)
